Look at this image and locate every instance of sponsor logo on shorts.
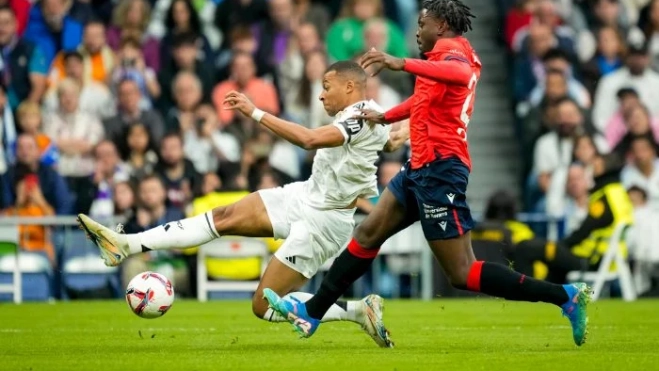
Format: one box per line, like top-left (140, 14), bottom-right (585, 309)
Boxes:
top-left (423, 203), bottom-right (448, 219)
top-left (446, 193), bottom-right (455, 204)
top-left (285, 256), bottom-right (297, 265)
top-left (438, 221), bottom-right (447, 231)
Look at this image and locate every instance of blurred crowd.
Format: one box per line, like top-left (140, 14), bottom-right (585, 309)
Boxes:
top-left (0, 0), bottom-right (419, 296)
top-left (497, 0), bottom-right (659, 293)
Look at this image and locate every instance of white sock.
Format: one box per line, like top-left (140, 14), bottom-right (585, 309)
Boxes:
top-left (126, 211), bottom-right (220, 254)
top-left (262, 292), bottom-right (362, 324)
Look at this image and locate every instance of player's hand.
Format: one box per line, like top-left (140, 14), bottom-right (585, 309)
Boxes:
top-left (359, 48), bottom-right (404, 76)
top-left (223, 91), bottom-right (256, 117)
top-left (354, 108), bottom-right (387, 126)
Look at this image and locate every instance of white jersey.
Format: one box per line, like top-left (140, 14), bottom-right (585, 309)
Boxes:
top-left (302, 100), bottom-right (391, 209)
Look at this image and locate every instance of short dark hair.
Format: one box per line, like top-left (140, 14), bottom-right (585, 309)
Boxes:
top-left (616, 87), bottom-right (639, 99)
top-left (0, 5), bottom-right (15, 16)
top-left (627, 185), bottom-right (648, 201)
top-left (542, 48), bottom-right (570, 63)
top-left (63, 50), bottom-right (84, 63)
top-left (139, 174), bottom-right (166, 189)
top-left (325, 60), bottom-right (367, 84)
top-left (422, 0), bottom-right (475, 34)
top-left (172, 31), bottom-right (198, 49)
top-left (630, 134), bottom-right (655, 149)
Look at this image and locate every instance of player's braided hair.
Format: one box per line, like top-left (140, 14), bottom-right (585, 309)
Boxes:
top-left (422, 0), bottom-right (475, 34)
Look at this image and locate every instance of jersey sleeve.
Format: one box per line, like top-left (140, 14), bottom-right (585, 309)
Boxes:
top-left (332, 116), bottom-right (366, 145)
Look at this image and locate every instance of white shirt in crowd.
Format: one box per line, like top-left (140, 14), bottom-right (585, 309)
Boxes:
top-left (532, 132), bottom-right (609, 177)
top-left (303, 100), bottom-right (390, 210)
top-left (592, 67), bottom-right (659, 132)
top-left (621, 158), bottom-right (659, 210)
top-left (42, 82), bottom-right (116, 119)
top-left (183, 129), bottom-right (241, 174)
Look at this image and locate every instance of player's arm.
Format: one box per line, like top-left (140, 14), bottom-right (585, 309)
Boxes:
top-left (355, 97), bottom-right (412, 125)
top-left (401, 57), bottom-right (472, 86)
top-left (383, 121), bottom-right (410, 152)
top-left (260, 114), bottom-right (346, 150)
top-left (223, 90), bottom-right (345, 150)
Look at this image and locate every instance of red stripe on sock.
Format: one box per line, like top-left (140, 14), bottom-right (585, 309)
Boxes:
top-left (452, 209), bottom-right (464, 235)
top-left (519, 274), bottom-right (526, 284)
top-left (466, 261), bottom-right (484, 292)
top-left (347, 238), bottom-right (379, 259)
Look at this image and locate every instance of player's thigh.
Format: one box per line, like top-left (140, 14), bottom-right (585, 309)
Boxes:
top-left (411, 158), bottom-right (476, 286)
top-left (252, 257), bottom-right (308, 318)
top-left (354, 174), bottom-right (419, 248)
top-left (211, 192), bottom-right (274, 237)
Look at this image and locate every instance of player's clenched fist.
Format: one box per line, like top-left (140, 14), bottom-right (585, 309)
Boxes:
top-left (223, 90), bottom-right (256, 117)
top-left (359, 48), bottom-right (404, 76)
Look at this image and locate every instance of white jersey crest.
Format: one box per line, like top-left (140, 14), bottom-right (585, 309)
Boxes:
top-left (302, 100), bottom-right (391, 209)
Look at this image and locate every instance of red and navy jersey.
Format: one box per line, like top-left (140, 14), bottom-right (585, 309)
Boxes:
top-left (384, 37), bottom-right (481, 170)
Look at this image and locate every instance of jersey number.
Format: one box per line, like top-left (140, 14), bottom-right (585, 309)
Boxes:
top-left (458, 73), bottom-right (478, 141)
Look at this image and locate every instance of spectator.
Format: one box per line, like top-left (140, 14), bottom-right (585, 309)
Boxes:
top-left (513, 23), bottom-right (563, 102)
top-left (106, 0), bottom-right (161, 73)
top-left (164, 71), bottom-right (204, 134)
top-left (365, 72), bottom-right (401, 111)
top-left (613, 104), bottom-right (659, 157)
top-left (621, 136), bottom-right (659, 208)
top-left (110, 37), bottom-right (161, 109)
top-left (159, 0), bottom-right (213, 68)
top-left (2, 168), bottom-right (55, 264)
top-left (49, 20), bottom-right (115, 86)
top-left (278, 22), bottom-right (323, 107)
top-left (605, 88), bottom-right (659, 147)
top-left (0, 5), bottom-right (48, 111)
top-left (42, 78), bottom-right (104, 187)
top-left (0, 84), bottom-right (15, 175)
top-left (212, 52), bottom-right (279, 127)
top-left (121, 174), bottom-right (188, 292)
top-left (121, 122), bottom-right (159, 180)
top-left (625, 185), bottom-right (659, 295)
top-left (532, 98), bottom-right (608, 195)
top-left (213, 0), bottom-right (269, 51)
top-left (158, 32), bottom-right (214, 113)
top-left (183, 104), bottom-right (241, 174)
top-left (113, 180), bottom-right (135, 220)
top-left (154, 133), bottom-right (201, 211)
top-left (292, 0), bottom-right (331, 37)
top-left (84, 140), bottom-right (131, 219)
top-left (512, 0), bottom-right (575, 53)
top-left (527, 68), bottom-right (590, 111)
top-left (251, 0), bottom-right (296, 68)
top-left (505, 0), bottom-right (536, 50)
top-left (43, 51), bottom-right (115, 119)
top-left (2, 0), bottom-right (29, 36)
top-left (592, 41), bottom-right (659, 131)
top-left (103, 78), bottom-right (165, 146)
top-left (215, 25), bottom-right (278, 84)
top-left (326, 0), bottom-right (407, 61)
top-left (15, 102), bottom-right (58, 167)
top-left (641, 0), bottom-right (659, 69)
top-left (580, 26), bottom-right (627, 97)
top-left (1, 133), bottom-right (70, 214)
top-left (23, 0), bottom-right (83, 66)
top-left (284, 50), bottom-right (332, 129)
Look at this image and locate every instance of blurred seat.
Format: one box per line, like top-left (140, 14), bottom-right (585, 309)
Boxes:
top-left (566, 223), bottom-right (636, 301)
top-left (197, 237), bottom-right (269, 301)
top-left (58, 230), bottom-right (120, 299)
top-left (0, 225), bottom-right (52, 302)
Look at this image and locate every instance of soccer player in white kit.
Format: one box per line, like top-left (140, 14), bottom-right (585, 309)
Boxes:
top-left (77, 61), bottom-right (407, 348)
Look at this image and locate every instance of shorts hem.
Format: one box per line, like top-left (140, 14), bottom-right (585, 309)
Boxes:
top-left (273, 253), bottom-right (313, 279)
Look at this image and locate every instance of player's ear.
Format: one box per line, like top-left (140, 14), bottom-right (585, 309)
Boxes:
top-left (345, 80), bottom-right (355, 94)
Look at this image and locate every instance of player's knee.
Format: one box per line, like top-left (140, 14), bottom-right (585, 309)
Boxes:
top-left (445, 259), bottom-right (475, 289)
top-left (212, 205), bottom-right (233, 234)
top-left (251, 294), bottom-right (267, 319)
top-left (353, 224), bottom-right (380, 249)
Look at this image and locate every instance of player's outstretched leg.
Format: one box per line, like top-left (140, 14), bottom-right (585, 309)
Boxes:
top-left (253, 234), bottom-right (393, 348)
top-left (430, 234), bottom-right (592, 346)
top-left (77, 193), bottom-right (274, 266)
top-left (263, 289), bottom-right (393, 348)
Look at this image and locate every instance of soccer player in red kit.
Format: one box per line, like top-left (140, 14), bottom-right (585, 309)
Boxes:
top-left (264, 0), bottom-right (591, 347)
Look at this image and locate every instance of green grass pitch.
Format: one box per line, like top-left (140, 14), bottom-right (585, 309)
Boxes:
top-left (1, 299), bottom-right (658, 370)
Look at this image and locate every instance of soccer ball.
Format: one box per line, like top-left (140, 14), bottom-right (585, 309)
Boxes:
top-left (125, 271), bottom-right (175, 319)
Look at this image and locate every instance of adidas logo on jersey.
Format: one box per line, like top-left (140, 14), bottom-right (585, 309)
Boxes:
top-left (285, 256), bottom-right (297, 264)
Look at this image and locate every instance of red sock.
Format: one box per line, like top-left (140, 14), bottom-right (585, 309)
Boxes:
top-left (346, 238), bottom-right (379, 259)
top-left (466, 261), bottom-right (484, 292)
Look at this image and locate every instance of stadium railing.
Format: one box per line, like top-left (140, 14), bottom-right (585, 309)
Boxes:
top-left (0, 214), bottom-right (563, 303)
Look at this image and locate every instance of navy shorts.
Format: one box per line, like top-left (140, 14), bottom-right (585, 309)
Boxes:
top-left (387, 157), bottom-right (474, 241)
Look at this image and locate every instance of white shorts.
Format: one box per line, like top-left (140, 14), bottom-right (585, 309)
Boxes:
top-left (258, 182), bottom-right (356, 278)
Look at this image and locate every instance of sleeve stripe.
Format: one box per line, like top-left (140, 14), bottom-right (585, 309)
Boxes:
top-left (444, 56), bottom-right (469, 64)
